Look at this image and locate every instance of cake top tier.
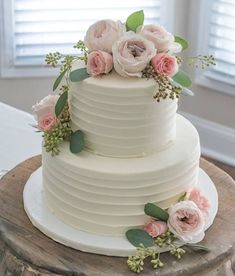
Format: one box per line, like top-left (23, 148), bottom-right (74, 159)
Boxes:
top-left (69, 66), bottom-right (178, 158)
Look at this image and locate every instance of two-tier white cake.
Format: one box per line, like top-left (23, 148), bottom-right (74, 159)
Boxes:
top-left (26, 13), bottom-right (218, 269)
top-left (42, 72), bottom-right (200, 236)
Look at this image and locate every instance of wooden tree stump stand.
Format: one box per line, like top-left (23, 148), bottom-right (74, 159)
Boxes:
top-left (0, 156), bottom-right (235, 276)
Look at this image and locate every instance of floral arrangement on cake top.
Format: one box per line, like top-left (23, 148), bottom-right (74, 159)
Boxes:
top-left (32, 10), bottom-right (215, 156)
top-left (126, 187), bottom-right (210, 273)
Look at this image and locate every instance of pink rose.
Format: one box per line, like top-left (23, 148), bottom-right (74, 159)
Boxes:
top-left (32, 95), bottom-right (59, 120)
top-left (167, 201), bottom-right (205, 243)
top-left (84, 20), bottom-right (125, 53)
top-left (137, 24), bottom-right (174, 52)
top-left (187, 188), bottom-right (210, 216)
top-left (112, 33), bottom-right (156, 77)
top-left (87, 51), bottom-right (113, 77)
top-left (38, 113), bottom-right (58, 132)
top-left (151, 53), bottom-right (178, 77)
top-left (144, 220), bottom-right (168, 238)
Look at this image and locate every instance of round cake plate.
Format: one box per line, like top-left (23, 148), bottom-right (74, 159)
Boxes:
top-left (23, 168), bottom-right (218, 257)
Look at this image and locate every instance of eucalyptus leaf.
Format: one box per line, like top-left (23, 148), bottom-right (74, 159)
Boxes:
top-left (178, 192), bottom-right (187, 202)
top-left (181, 87), bottom-right (194, 96)
top-left (53, 70), bottom-right (67, 91)
top-left (70, 68), bottom-right (90, 82)
top-left (173, 70), bottom-right (192, 87)
top-left (174, 36), bottom-right (188, 50)
top-left (55, 91), bottom-right (68, 117)
top-left (126, 229), bottom-right (155, 248)
top-left (185, 243), bottom-right (211, 252)
top-left (126, 10), bottom-right (144, 32)
top-left (70, 130), bottom-right (85, 154)
top-left (144, 203), bottom-right (169, 221)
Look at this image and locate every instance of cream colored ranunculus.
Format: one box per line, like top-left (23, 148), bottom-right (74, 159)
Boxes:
top-left (138, 24), bottom-right (174, 53)
top-left (112, 33), bottom-right (156, 78)
top-left (84, 20), bottom-right (125, 53)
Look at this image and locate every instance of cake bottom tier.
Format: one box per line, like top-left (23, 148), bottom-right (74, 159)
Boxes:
top-left (42, 115), bottom-right (200, 236)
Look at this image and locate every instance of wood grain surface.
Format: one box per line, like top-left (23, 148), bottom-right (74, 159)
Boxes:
top-left (0, 156), bottom-right (235, 276)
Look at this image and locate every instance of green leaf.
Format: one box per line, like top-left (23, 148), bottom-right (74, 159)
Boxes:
top-left (178, 192), bottom-right (187, 202)
top-left (181, 87), bottom-right (194, 96)
top-left (174, 36), bottom-right (188, 51)
top-left (55, 91), bottom-right (68, 117)
top-left (144, 203), bottom-right (169, 221)
top-left (70, 130), bottom-right (85, 154)
top-left (126, 10), bottom-right (144, 32)
top-left (185, 243), bottom-right (211, 252)
top-left (70, 68), bottom-right (90, 82)
top-left (126, 229), bottom-right (155, 248)
top-left (53, 70), bottom-right (67, 91)
top-left (173, 70), bottom-right (192, 87)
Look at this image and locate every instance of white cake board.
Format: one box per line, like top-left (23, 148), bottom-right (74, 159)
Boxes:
top-left (23, 168), bottom-right (218, 257)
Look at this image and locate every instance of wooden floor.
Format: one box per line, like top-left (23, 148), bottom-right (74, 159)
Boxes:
top-left (203, 156), bottom-right (235, 180)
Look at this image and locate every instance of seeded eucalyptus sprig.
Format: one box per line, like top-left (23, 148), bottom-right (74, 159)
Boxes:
top-left (142, 65), bottom-right (182, 102)
top-left (127, 230), bottom-right (187, 273)
top-left (43, 104), bottom-right (72, 156)
top-left (188, 54), bottom-right (216, 69)
top-left (45, 52), bottom-right (62, 67)
top-left (45, 40), bottom-right (89, 92)
top-left (127, 244), bottom-right (155, 273)
top-left (73, 40), bottom-right (89, 63)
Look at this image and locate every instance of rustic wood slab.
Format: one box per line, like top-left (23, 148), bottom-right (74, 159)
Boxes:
top-left (0, 156), bottom-right (235, 276)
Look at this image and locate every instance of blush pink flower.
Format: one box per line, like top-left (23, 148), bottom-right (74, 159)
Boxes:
top-left (144, 220), bottom-right (168, 238)
top-left (32, 95), bottom-right (59, 120)
top-left (151, 53), bottom-right (178, 77)
top-left (87, 50), bottom-right (113, 77)
top-left (167, 201), bottom-right (205, 243)
top-left (38, 113), bottom-right (58, 132)
top-left (187, 188), bottom-right (210, 216)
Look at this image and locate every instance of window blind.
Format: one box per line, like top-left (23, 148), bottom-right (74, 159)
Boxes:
top-left (13, 0), bottom-right (164, 67)
top-left (208, 0), bottom-right (235, 83)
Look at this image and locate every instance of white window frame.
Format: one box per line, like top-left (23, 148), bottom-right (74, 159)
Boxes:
top-left (0, 0), bottom-right (175, 79)
top-left (189, 0), bottom-right (235, 97)
top-left (0, 0), bottom-right (58, 78)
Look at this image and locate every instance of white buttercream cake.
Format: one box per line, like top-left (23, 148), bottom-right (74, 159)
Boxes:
top-left (42, 73), bottom-right (200, 236)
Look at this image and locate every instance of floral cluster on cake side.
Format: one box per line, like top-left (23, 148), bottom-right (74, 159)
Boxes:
top-left (126, 187), bottom-right (211, 273)
top-left (32, 10), bottom-right (215, 156)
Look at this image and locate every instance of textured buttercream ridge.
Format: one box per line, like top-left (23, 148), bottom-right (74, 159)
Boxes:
top-left (43, 164), bottom-right (198, 198)
top-left (44, 155), bottom-right (199, 189)
top-left (43, 189), bottom-right (188, 236)
top-left (43, 181), bottom-right (188, 217)
top-left (70, 105), bottom-right (176, 129)
top-left (43, 146), bottom-right (199, 181)
top-left (71, 86), bottom-right (168, 105)
top-left (70, 101), bottom-right (172, 122)
top-left (70, 99), bottom-right (171, 118)
top-left (71, 91), bottom-right (177, 112)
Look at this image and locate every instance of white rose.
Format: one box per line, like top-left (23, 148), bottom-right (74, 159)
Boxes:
top-left (84, 20), bottom-right (125, 53)
top-left (167, 200), bottom-right (205, 243)
top-left (138, 24), bottom-right (174, 52)
top-left (32, 95), bottom-right (59, 120)
top-left (112, 33), bottom-right (156, 78)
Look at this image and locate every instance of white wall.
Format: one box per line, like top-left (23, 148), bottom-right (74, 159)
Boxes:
top-left (175, 0), bottom-right (235, 129)
top-left (0, 76), bottom-right (53, 112)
